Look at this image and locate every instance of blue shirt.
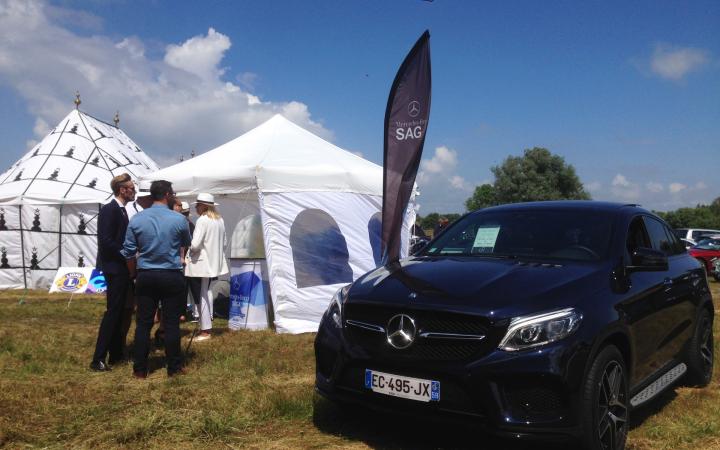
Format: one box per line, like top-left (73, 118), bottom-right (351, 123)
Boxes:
top-left (122, 204), bottom-right (191, 270)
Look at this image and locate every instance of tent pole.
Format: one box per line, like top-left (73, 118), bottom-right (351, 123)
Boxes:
top-left (18, 205), bottom-right (27, 291)
top-left (58, 204), bottom-right (63, 267)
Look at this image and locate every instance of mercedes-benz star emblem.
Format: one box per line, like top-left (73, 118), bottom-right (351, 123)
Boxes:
top-left (408, 100), bottom-right (421, 118)
top-left (386, 314), bottom-right (417, 349)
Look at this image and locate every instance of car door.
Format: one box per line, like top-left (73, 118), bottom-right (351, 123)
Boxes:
top-left (644, 216), bottom-right (696, 365)
top-left (622, 216), bottom-right (669, 385)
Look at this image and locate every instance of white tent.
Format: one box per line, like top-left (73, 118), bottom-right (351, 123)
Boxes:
top-left (0, 109), bottom-right (159, 289)
top-left (143, 114), bottom-right (414, 333)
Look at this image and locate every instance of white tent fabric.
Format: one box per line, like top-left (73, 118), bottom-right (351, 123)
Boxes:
top-left (144, 115), bottom-right (415, 333)
top-left (0, 109), bottom-right (159, 289)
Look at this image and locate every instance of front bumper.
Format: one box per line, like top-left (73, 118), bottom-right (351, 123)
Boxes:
top-left (314, 314), bottom-right (590, 441)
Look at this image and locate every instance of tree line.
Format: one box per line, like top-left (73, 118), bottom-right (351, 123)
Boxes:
top-left (416, 146), bottom-right (719, 230)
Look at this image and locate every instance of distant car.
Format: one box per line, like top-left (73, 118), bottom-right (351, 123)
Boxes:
top-left (681, 238), bottom-right (696, 249)
top-left (689, 238), bottom-right (720, 274)
top-left (674, 228), bottom-right (720, 242)
top-left (712, 258), bottom-right (720, 282)
top-left (315, 201), bottom-right (714, 449)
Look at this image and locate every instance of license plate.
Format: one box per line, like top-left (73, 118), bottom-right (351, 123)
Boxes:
top-left (364, 369), bottom-right (440, 402)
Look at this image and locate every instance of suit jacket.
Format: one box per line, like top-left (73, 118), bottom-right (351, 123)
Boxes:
top-left (96, 199), bottom-right (129, 274)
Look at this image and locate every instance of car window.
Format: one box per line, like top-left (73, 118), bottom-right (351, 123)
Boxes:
top-left (643, 217), bottom-right (673, 255)
top-left (627, 217), bottom-right (650, 256)
top-left (693, 238), bottom-right (720, 250)
top-left (423, 210), bottom-right (613, 261)
top-left (662, 224), bottom-right (686, 255)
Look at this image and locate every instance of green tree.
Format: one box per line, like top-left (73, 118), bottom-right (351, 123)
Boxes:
top-left (656, 201), bottom-right (720, 229)
top-left (471, 147), bottom-right (590, 208)
top-left (465, 183), bottom-right (497, 211)
top-left (417, 212), bottom-right (462, 231)
top-left (418, 212), bottom-right (439, 230)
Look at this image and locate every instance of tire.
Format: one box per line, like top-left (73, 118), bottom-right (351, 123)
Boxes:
top-left (713, 273), bottom-right (720, 282)
top-left (685, 308), bottom-right (714, 387)
top-left (580, 345), bottom-right (629, 450)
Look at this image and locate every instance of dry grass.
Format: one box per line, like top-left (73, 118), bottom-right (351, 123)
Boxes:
top-left (0, 282), bottom-right (718, 449)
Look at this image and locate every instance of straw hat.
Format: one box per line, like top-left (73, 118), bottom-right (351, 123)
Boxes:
top-left (193, 193), bottom-right (218, 205)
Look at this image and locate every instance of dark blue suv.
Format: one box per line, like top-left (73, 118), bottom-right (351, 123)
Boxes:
top-left (315, 201), bottom-right (714, 449)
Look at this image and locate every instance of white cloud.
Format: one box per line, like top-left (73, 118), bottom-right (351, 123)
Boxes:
top-left (610, 173), bottom-right (641, 201)
top-left (415, 145), bottom-right (473, 213)
top-left (449, 175), bottom-right (468, 190)
top-left (586, 181), bottom-right (602, 192)
top-left (612, 174), bottom-right (630, 187)
top-left (645, 181), bottom-right (664, 193)
top-left (694, 181), bottom-right (707, 190)
top-left (422, 145), bottom-right (457, 174)
top-left (650, 44), bottom-right (710, 81)
top-left (0, 0), bottom-right (331, 164)
top-left (669, 182), bottom-right (687, 194)
top-left (164, 28), bottom-right (230, 82)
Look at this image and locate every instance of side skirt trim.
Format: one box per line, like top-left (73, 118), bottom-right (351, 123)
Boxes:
top-left (630, 363), bottom-right (686, 407)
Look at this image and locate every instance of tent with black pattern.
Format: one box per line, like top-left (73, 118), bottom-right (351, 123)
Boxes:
top-left (0, 107), bottom-right (159, 289)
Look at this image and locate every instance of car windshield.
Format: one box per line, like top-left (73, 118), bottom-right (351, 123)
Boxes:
top-left (693, 238), bottom-right (720, 250)
top-left (422, 209), bottom-right (614, 262)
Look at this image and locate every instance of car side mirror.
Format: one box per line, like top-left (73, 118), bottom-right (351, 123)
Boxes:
top-left (626, 247), bottom-right (668, 273)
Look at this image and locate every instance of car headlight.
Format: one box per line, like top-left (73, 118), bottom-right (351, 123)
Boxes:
top-left (498, 308), bottom-right (582, 351)
top-left (327, 284), bottom-right (350, 328)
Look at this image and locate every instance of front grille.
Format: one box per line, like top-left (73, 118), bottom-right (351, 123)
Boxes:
top-left (343, 304), bottom-right (498, 361)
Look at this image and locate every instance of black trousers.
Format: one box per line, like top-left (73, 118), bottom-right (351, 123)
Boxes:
top-left (92, 270), bottom-right (130, 363)
top-left (133, 270), bottom-right (185, 375)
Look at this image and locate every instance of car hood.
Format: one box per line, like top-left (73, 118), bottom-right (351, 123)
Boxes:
top-left (348, 256), bottom-right (609, 319)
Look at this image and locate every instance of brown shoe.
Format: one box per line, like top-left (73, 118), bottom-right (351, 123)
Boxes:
top-left (133, 371), bottom-right (148, 379)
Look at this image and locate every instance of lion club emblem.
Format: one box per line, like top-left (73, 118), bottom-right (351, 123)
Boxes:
top-left (55, 272), bottom-right (88, 292)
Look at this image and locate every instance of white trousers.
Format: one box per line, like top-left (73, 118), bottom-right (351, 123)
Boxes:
top-left (199, 277), bottom-right (214, 331)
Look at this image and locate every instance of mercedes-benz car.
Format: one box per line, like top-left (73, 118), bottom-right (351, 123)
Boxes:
top-left (315, 201), bottom-right (714, 449)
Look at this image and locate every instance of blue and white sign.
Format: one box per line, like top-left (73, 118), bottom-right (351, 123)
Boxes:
top-left (228, 259), bottom-right (269, 330)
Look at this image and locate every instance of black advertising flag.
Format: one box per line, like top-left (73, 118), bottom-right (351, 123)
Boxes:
top-left (381, 30), bottom-right (431, 263)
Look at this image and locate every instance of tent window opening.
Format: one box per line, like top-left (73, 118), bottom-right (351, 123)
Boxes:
top-left (368, 212), bottom-right (382, 266)
top-left (290, 209), bottom-right (353, 288)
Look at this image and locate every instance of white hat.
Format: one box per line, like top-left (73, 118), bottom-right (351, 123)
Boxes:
top-left (193, 192), bottom-right (218, 205)
top-left (180, 201), bottom-right (190, 213)
top-left (137, 179), bottom-right (152, 197)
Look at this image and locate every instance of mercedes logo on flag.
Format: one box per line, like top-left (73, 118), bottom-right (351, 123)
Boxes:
top-left (386, 314), bottom-right (417, 349)
top-left (408, 100), bottom-right (421, 118)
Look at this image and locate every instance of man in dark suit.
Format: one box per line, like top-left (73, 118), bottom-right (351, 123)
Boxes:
top-left (90, 173), bottom-right (136, 371)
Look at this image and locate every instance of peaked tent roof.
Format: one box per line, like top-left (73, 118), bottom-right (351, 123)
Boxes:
top-left (143, 114), bottom-right (383, 196)
top-left (0, 109), bottom-right (159, 205)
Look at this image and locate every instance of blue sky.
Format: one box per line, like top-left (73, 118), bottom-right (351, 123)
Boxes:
top-left (0, 0), bottom-right (718, 213)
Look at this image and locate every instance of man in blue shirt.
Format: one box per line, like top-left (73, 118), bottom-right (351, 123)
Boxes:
top-left (122, 180), bottom-right (191, 378)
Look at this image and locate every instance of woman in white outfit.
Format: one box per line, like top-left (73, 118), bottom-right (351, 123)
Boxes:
top-left (184, 193), bottom-right (229, 341)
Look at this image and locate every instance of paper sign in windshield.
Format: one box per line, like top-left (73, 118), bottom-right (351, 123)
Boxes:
top-left (473, 227), bottom-right (500, 253)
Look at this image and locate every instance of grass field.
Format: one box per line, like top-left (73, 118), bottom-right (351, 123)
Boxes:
top-left (0, 282), bottom-right (718, 449)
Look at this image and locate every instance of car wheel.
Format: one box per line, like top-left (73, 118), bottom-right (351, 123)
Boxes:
top-left (580, 345), bottom-right (629, 450)
top-left (685, 308), bottom-right (714, 387)
top-left (713, 273), bottom-right (720, 282)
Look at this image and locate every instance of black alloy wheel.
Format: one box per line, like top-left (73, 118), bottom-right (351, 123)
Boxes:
top-left (685, 309), bottom-right (714, 386)
top-left (581, 345), bottom-right (629, 450)
top-left (596, 360), bottom-right (628, 450)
